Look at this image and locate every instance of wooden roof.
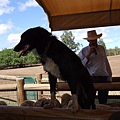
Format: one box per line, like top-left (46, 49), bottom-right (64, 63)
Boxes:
top-left (36, 0), bottom-right (120, 31)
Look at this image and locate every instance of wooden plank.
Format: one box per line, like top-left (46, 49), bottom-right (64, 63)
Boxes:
top-left (0, 82), bottom-right (120, 92)
top-left (24, 82), bottom-right (120, 91)
top-left (0, 106), bottom-right (119, 120)
top-left (112, 77), bottom-right (120, 82)
top-left (0, 84), bottom-right (17, 91)
top-left (94, 82), bottom-right (120, 91)
top-left (0, 75), bottom-right (17, 80)
top-left (41, 77), bottom-right (120, 83)
top-left (24, 84), bottom-right (50, 91)
top-left (58, 82), bottom-right (120, 91)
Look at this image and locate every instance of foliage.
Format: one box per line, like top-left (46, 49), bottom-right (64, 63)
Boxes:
top-left (0, 36), bottom-right (120, 68)
top-left (60, 30), bottom-right (80, 53)
top-left (0, 48), bottom-right (40, 68)
top-left (106, 46), bottom-right (120, 56)
top-left (97, 39), bottom-right (120, 56)
top-left (98, 38), bottom-right (107, 51)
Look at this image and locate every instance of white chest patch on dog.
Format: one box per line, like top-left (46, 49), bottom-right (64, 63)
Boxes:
top-left (32, 48), bottom-right (61, 79)
top-left (43, 57), bottom-right (61, 79)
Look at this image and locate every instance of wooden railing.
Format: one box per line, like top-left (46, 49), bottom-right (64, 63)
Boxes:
top-left (0, 74), bottom-right (120, 106)
top-left (0, 74), bottom-right (120, 120)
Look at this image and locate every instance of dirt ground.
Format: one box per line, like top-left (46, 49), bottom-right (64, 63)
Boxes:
top-left (0, 55), bottom-right (120, 106)
top-left (0, 55), bottom-right (120, 77)
top-left (0, 65), bottom-right (45, 77)
top-left (107, 55), bottom-right (120, 77)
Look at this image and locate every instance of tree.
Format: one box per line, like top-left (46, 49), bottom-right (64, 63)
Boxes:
top-left (98, 38), bottom-right (106, 50)
top-left (0, 48), bottom-right (40, 68)
top-left (60, 30), bottom-right (80, 53)
top-left (114, 46), bottom-right (119, 55)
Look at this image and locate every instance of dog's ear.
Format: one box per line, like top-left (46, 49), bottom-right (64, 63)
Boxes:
top-left (22, 27), bottom-right (52, 39)
top-left (35, 27), bottom-right (52, 37)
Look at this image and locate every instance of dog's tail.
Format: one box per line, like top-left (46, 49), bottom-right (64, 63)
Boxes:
top-left (77, 83), bottom-right (90, 109)
top-left (77, 82), bottom-right (96, 109)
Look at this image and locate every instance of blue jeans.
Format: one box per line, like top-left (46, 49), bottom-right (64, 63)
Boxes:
top-left (91, 76), bottom-right (109, 104)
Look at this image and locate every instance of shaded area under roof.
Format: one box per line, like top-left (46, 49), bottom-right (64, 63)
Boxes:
top-left (36, 0), bottom-right (120, 31)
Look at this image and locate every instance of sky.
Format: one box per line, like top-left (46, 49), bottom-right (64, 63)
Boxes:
top-left (0, 0), bottom-right (120, 51)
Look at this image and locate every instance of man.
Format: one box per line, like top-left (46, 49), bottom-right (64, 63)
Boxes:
top-left (79, 30), bottom-right (112, 104)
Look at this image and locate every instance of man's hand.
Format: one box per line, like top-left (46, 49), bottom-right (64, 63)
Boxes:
top-left (86, 46), bottom-right (96, 64)
top-left (89, 46), bottom-right (96, 54)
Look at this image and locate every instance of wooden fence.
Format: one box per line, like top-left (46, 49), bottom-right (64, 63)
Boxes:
top-left (0, 74), bottom-right (120, 120)
top-left (0, 74), bottom-right (120, 105)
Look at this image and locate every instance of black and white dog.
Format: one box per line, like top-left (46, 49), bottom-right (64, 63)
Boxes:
top-left (14, 27), bottom-right (96, 112)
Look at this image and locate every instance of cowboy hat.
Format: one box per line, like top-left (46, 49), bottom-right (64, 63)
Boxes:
top-left (83, 30), bottom-right (102, 40)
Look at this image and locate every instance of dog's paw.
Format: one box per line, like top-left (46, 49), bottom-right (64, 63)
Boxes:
top-left (69, 94), bottom-right (79, 113)
top-left (72, 104), bottom-right (79, 113)
top-left (67, 100), bottom-right (79, 113)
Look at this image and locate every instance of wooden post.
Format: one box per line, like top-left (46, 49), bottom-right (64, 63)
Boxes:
top-left (35, 73), bottom-right (43, 99)
top-left (16, 78), bottom-right (26, 106)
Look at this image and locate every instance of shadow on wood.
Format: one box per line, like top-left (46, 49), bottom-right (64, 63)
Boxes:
top-left (0, 106), bottom-right (119, 120)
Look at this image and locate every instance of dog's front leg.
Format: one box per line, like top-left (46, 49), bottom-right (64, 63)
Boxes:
top-left (71, 94), bottom-right (79, 113)
top-left (44, 72), bottom-right (57, 109)
top-left (67, 82), bottom-right (79, 113)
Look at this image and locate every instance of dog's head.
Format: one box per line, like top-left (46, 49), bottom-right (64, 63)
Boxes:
top-left (14, 27), bottom-right (51, 57)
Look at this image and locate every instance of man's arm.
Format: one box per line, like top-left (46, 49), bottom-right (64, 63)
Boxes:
top-left (79, 46), bottom-right (95, 65)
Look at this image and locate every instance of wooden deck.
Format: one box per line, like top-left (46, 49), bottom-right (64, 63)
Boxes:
top-left (0, 106), bottom-right (119, 120)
